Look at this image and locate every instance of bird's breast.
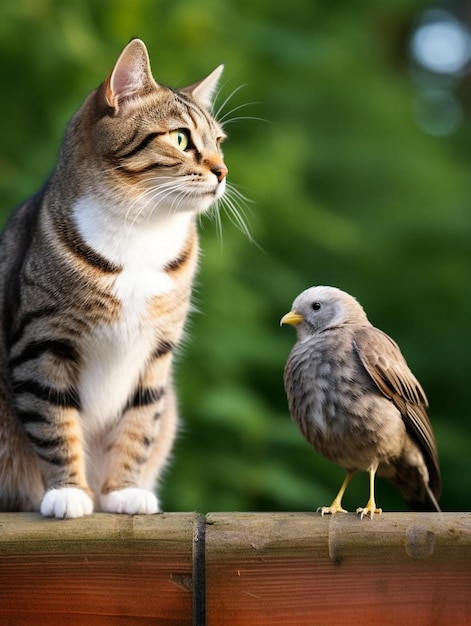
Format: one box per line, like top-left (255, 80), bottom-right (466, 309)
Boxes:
top-left (284, 338), bottom-right (405, 470)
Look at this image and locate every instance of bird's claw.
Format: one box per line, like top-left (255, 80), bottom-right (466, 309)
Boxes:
top-left (317, 504), bottom-right (348, 516)
top-left (356, 502), bottom-right (382, 520)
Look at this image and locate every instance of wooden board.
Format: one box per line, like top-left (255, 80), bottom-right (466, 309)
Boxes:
top-left (0, 512), bottom-right (196, 625)
top-left (205, 512), bottom-right (471, 626)
top-left (1, 512), bottom-right (470, 624)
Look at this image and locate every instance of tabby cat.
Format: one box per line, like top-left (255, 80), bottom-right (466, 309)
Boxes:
top-left (0, 39), bottom-right (228, 518)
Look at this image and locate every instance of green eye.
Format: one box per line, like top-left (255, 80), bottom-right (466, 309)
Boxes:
top-left (169, 129), bottom-right (190, 151)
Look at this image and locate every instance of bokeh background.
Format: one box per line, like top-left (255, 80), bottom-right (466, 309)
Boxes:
top-left (1, 0), bottom-right (470, 513)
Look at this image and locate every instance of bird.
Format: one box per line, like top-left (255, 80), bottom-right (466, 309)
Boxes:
top-left (281, 285), bottom-right (441, 518)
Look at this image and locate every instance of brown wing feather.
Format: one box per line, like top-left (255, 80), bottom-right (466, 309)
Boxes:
top-left (353, 326), bottom-right (441, 498)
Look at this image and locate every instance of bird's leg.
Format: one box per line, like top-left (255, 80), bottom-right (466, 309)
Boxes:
top-left (356, 465), bottom-right (382, 519)
top-left (317, 472), bottom-right (353, 516)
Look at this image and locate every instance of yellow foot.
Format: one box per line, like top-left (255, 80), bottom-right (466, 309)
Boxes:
top-left (356, 501), bottom-right (382, 520)
top-left (317, 503), bottom-right (348, 516)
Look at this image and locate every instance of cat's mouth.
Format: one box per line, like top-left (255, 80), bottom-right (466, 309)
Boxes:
top-left (192, 178), bottom-right (225, 199)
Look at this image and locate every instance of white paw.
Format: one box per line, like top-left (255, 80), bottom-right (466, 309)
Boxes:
top-left (100, 488), bottom-right (159, 515)
top-left (40, 487), bottom-right (94, 519)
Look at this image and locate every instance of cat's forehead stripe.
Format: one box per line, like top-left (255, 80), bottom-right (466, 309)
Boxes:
top-left (182, 105), bottom-right (201, 130)
top-left (174, 92), bottom-right (219, 132)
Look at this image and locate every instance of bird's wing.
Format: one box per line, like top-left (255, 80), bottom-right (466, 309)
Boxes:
top-left (353, 326), bottom-right (441, 498)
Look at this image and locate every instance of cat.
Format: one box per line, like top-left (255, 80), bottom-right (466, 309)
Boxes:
top-left (0, 38), bottom-right (228, 518)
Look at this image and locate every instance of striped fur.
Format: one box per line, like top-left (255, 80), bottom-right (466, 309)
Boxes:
top-left (0, 39), bottom-right (227, 518)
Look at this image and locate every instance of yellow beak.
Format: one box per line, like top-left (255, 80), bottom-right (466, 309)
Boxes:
top-left (280, 311), bottom-right (304, 326)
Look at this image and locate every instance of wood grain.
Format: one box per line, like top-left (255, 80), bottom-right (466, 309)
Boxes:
top-left (0, 512), bottom-right (196, 625)
top-left (205, 512), bottom-right (471, 626)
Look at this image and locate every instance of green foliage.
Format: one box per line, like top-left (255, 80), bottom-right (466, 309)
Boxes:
top-left (0, 0), bottom-right (469, 513)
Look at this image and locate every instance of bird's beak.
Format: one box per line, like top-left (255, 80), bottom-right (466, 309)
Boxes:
top-left (280, 311), bottom-right (304, 326)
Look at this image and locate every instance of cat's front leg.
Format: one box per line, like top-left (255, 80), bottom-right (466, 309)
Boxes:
top-left (12, 361), bottom-right (94, 518)
top-left (99, 381), bottom-right (174, 515)
top-left (37, 409), bottom-right (94, 519)
top-left (19, 404), bottom-right (94, 519)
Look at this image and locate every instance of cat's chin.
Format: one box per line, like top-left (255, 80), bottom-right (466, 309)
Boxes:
top-left (194, 182), bottom-right (226, 213)
top-left (177, 195), bottom-right (222, 215)
top-left (215, 178), bottom-right (226, 199)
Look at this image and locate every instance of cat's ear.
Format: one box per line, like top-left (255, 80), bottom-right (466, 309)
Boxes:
top-left (180, 65), bottom-right (224, 110)
top-left (105, 39), bottom-right (155, 113)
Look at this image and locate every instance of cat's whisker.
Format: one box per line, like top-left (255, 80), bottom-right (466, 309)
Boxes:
top-left (150, 185), bottom-right (187, 222)
top-left (122, 176), bottom-right (244, 246)
top-left (147, 182), bottom-right (194, 224)
top-left (101, 165), bottom-right (123, 175)
top-left (124, 179), bottom-right (186, 227)
top-left (169, 186), bottom-right (202, 221)
top-left (203, 204), bottom-right (224, 246)
top-left (214, 83), bottom-right (248, 120)
top-left (123, 184), bottom-right (172, 236)
top-left (221, 115), bottom-right (270, 127)
top-left (219, 183), bottom-right (259, 245)
top-left (220, 197), bottom-right (253, 242)
top-left (225, 182), bottom-right (254, 205)
top-left (132, 186), bottom-right (179, 227)
top-left (218, 101), bottom-right (262, 124)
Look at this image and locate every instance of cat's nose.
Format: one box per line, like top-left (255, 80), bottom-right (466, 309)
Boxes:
top-left (205, 153), bottom-right (228, 182)
top-left (211, 163), bottom-right (228, 183)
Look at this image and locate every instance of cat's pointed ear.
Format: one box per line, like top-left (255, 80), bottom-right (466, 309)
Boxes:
top-left (105, 39), bottom-right (155, 112)
top-left (180, 65), bottom-right (224, 110)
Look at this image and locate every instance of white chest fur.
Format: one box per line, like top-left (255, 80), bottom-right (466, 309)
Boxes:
top-left (72, 194), bottom-right (193, 429)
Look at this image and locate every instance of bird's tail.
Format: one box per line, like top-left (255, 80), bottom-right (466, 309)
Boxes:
top-left (406, 483), bottom-right (441, 512)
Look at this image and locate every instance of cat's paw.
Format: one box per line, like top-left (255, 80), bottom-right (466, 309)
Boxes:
top-left (40, 487), bottom-right (94, 519)
top-left (100, 488), bottom-right (159, 515)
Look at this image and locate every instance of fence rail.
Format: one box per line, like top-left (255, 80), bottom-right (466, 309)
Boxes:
top-left (0, 512), bottom-right (469, 625)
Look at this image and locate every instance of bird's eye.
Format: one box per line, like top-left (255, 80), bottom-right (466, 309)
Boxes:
top-left (169, 129), bottom-right (190, 151)
top-left (311, 302), bottom-right (322, 311)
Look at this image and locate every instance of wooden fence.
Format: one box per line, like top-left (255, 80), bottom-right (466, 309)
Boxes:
top-left (0, 512), bottom-right (469, 625)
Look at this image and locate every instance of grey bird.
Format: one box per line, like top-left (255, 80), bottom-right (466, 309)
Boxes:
top-left (281, 286), bottom-right (441, 518)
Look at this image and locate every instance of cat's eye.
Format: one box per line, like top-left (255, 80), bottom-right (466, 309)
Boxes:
top-left (169, 129), bottom-right (190, 151)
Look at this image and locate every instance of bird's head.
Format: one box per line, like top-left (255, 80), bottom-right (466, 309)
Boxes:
top-left (280, 285), bottom-right (368, 339)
